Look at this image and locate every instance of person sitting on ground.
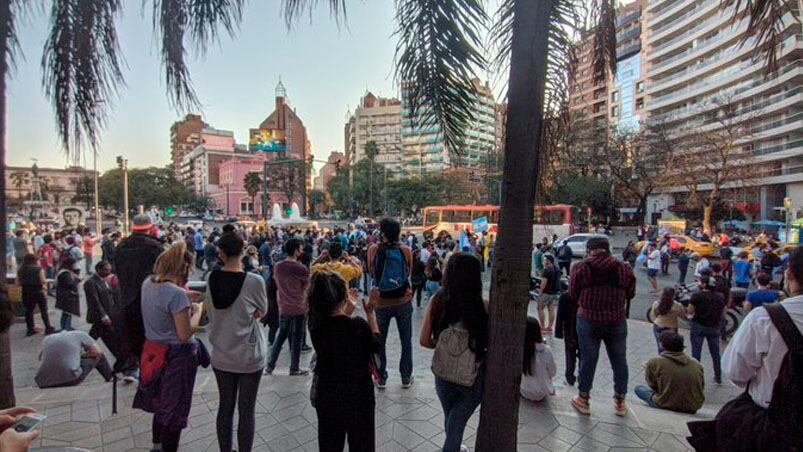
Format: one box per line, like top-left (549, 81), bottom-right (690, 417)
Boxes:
top-left (635, 331), bottom-right (704, 414)
top-left (743, 272), bottom-right (780, 312)
top-left (520, 317), bottom-right (556, 402)
top-left (34, 330), bottom-right (114, 388)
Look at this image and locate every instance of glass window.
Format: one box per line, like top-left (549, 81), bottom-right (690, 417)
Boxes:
top-left (611, 91), bottom-right (619, 102)
top-left (453, 210), bottom-right (472, 223)
top-left (472, 210), bottom-right (490, 220)
top-left (534, 208), bottom-right (546, 225)
top-left (611, 106), bottom-right (619, 117)
top-left (636, 81), bottom-right (645, 93)
top-left (425, 210), bottom-right (440, 225)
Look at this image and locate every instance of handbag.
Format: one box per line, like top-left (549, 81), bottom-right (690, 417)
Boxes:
top-left (431, 322), bottom-right (479, 387)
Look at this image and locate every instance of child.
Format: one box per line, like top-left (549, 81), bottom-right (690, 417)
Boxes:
top-left (520, 317), bottom-right (556, 402)
top-left (555, 292), bottom-right (579, 385)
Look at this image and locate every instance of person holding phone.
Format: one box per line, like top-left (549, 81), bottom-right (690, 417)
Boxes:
top-left (133, 242), bottom-right (207, 452)
top-left (308, 271), bottom-right (380, 452)
top-left (0, 407), bottom-right (41, 452)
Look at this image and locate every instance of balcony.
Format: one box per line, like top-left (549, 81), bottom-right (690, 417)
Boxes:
top-left (617, 43), bottom-right (641, 59)
top-left (616, 9), bottom-right (641, 27)
top-left (616, 25), bottom-right (641, 43)
top-left (651, 1), bottom-right (710, 35)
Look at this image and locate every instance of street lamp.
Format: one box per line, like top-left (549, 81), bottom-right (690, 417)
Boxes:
top-left (116, 156), bottom-right (129, 235)
top-left (93, 149), bottom-right (101, 235)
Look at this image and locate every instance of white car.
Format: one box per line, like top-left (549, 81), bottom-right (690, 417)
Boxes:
top-left (556, 233), bottom-right (609, 257)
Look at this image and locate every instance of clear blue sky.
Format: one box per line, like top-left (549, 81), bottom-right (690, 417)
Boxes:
top-left (7, 1), bottom-right (410, 173)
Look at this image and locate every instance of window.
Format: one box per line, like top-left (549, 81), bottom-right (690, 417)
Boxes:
top-left (636, 98), bottom-right (644, 110)
top-left (239, 201), bottom-right (254, 214)
top-left (447, 210), bottom-right (472, 223)
top-left (636, 81), bottom-right (645, 93)
top-left (425, 210), bottom-right (441, 226)
top-left (611, 91), bottom-right (619, 102)
top-left (472, 210), bottom-right (490, 220)
top-left (611, 106), bottom-right (619, 117)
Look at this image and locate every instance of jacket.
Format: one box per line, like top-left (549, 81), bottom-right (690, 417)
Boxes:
top-left (84, 273), bottom-right (115, 325)
top-left (569, 251), bottom-right (636, 323)
top-left (645, 351), bottom-right (705, 414)
top-left (55, 269), bottom-right (81, 316)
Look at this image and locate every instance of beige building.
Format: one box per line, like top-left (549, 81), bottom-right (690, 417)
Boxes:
top-left (5, 165), bottom-right (96, 215)
top-left (345, 92), bottom-right (403, 176)
top-left (644, 0), bottom-right (803, 220)
top-left (170, 114), bottom-right (208, 180)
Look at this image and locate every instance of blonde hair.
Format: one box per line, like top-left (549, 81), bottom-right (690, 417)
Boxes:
top-left (153, 242), bottom-right (194, 286)
top-left (247, 245), bottom-right (258, 255)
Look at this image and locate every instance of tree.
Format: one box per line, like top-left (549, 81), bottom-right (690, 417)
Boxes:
top-left (326, 160), bottom-right (385, 216)
top-left (270, 158), bottom-right (304, 210)
top-left (364, 140), bottom-right (379, 216)
top-left (98, 167), bottom-right (191, 211)
top-left (243, 171), bottom-right (262, 220)
top-left (9, 171), bottom-right (29, 201)
top-left (71, 175), bottom-right (94, 210)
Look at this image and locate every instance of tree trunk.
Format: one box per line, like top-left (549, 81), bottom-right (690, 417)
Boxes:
top-left (703, 202), bottom-right (713, 235)
top-left (475, 0), bottom-right (552, 450)
top-left (0, 0), bottom-right (16, 410)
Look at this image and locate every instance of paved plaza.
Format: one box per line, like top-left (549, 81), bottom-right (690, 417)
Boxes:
top-left (8, 267), bottom-right (738, 452)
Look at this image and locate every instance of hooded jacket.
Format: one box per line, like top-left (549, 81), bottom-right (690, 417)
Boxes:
top-left (569, 251), bottom-right (636, 323)
top-left (645, 351), bottom-right (705, 414)
top-left (206, 271), bottom-right (268, 373)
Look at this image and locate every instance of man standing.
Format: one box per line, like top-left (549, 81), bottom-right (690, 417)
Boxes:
top-left (569, 237), bottom-right (635, 417)
top-left (368, 218), bottom-right (414, 389)
top-left (538, 255), bottom-right (560, 333)
top-left (311, 242), bottom-right (362, 285)
top-left (556, 241), bottom-right (573, 276)
top-left (531, 243), bottom-right (544, 278)
top-left (646, 242), bottom-right (661, 293)
top-left (84, 261), bottom-right (119, 357)
top-left (193, 228), bottom-right (205, 269)
top-left (113, 214), bottom-right (164, 383)
top-left (266, 238), bottom-right (309, 376)
top-left (678, 248), bottom-right (691, 285)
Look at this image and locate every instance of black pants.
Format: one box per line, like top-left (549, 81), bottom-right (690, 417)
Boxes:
top-left (412, 284), bottom-right (425, 307)
top-left (564, 338), bottom-right (579, 386)
top-left (213, 369), bottom-right (263, 452)
top-left (559, 261), bottom-right (571, 276)
top-left (22, 289), bottom-right (52, 333)
top-left (316, 386), bottom-right (375, 452)
top-left (152, 419), bottom-right (182, 452)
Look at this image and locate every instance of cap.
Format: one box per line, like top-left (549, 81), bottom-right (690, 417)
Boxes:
top-left (131, 214), bottom-right (153, 232)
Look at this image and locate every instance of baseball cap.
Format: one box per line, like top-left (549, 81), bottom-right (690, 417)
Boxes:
top-left (132, 214), bottom-right (153, 232)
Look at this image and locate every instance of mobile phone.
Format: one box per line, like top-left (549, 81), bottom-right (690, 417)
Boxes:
top-left (14, 414), bottom-right (46, 432)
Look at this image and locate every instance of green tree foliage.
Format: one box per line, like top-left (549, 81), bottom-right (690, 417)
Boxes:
top-left (71, 175), bottom-right (94, 209)
top-left (544, 174), bottom-right (613, 219)
top-left (98, 166), bottom-right (190, 211)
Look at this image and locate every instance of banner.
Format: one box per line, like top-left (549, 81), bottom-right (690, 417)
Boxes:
top-left (249, 129), bottom-right (287, 152)
top-left (472, 216), bottom-right (488, 233)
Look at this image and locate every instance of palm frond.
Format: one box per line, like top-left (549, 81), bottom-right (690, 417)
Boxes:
top-left (281, 0), bottom-right (349, 27)
top-left (41, 0), bottom-right (125, 152)
top-left (395, 0), bottom-right (488, 156)
top-left (2, 0), bottom-right (26, 72)
top-left (153, 0), bottom-right (199, 111)
top-left (588, 0), bottom-right (616, 85)
top-left (721, 0), bottom-right (800, 73)
top-left (187, 0), bottom-right (245, 54)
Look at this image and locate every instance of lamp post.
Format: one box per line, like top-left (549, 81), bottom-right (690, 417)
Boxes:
top-left (116, 156), bottom-right (129, 235)
top-left (93, 149), bottom-right (101, 235)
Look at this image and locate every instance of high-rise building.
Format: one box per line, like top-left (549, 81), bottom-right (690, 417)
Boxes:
top-left (345, 93), bottom-right (403, 176)
top-left (402, 78), bottom-right (498, 175)
top-left (180, 127), bottom-right (262, 197)
top-left (644, 0), bottom-right (803, 220)
top-left (170, 114), bottom-right (208, 180)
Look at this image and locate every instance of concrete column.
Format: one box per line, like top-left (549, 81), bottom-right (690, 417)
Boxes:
top-left (760, 185), bottom-right (769, 220)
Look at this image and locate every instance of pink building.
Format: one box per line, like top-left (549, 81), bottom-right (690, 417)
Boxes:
top-left (209, 158), bottom-right (291, 217)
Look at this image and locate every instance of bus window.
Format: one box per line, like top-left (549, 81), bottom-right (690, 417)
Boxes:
top-left (490, 209), bottom-right (499, 223)
top-left (472, 210), bottom-right (490, 220)
top-left (451, 210), bottom-right (471, 223)
top-left (533, 208), bottom-right (546, 225)
top-left (425, 210), bottom-right (441, 226)
top-left (547, 210), bottom-right (565, 225)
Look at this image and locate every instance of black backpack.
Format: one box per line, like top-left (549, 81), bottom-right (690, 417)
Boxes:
top-left (764, 303), bottom-right (803, 426)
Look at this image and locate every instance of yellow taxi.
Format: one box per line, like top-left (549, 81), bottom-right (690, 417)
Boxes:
top-left (737, 242), bottom-right (799, 261)
top-left (635, 235), bottom-right (717, 257)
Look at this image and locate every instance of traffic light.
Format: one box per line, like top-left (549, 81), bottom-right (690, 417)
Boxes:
top-left (165, 207), bottom-right (174, 216)
top-left (285, 208), bottom-right (292, 216)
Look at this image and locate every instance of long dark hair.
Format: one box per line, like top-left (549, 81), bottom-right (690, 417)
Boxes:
top-left (306, 271), bottom-right (348, 331)
top-left (425, 255), bottom-right (439, 279)
top-left (522, 316), bottom-right (544, 376)
top-left (433, 253), bottom-right (488, 360)
top-left (654, 287), bottom-right (676, 316)
top-left (17, 253), bottom-right (39, 279)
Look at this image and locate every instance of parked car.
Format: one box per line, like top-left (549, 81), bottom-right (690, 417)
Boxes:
top-left (555, 233), bottom-right (609, 257)
top-left (354, 217), bottom-right (377, 230)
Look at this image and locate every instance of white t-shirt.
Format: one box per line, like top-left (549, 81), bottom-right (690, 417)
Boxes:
top-left (647, 250), bottom-right (662, 270)
top-left (420, 247), bottom-right (431, 264)
top-left (520, 343), bottom-right (556, 402)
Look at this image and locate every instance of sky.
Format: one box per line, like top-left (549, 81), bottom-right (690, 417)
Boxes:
top-left (7, 1), bottom-right (411, 173)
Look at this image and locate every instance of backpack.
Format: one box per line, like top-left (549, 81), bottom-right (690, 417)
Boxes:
top-left (764, 303), bottom-right (803, 426)
top-left (58, 245), bottom-right (77, 268)
top-left (431, 322), bottom-right (479, 387)
top-left (373, 243), bottom-right (409, 298)
top-left (558, 244), bottom-right (573, 261)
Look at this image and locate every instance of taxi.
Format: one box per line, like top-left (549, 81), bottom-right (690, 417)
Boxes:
top-left (635, 235), bottom-right (717, 257)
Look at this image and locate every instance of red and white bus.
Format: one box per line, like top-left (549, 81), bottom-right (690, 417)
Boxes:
top-left (422, 204), bottom-right (579, 244)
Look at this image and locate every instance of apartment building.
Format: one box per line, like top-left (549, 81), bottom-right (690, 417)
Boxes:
top-left (170, 114), bottom-right (208, 180)
top-left (644, 0), bottom-right (803, 220)
top-left (345, 93), bottom-right (403, 176)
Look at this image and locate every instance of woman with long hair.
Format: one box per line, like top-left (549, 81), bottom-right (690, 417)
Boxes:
top-left (308, 271), bottom-right (379, 451)
top-left (650, 287), bottom-right (685, 352)
top-left (17, 253), bottom-right (54, 336)
top-left (520, 317), bottom-right (556, 402)
top-left (420, 253), bottom-right (488, 452)
top-left (410, 249), bottom-right (426, 308)
top-left (133, 242), bottom-right (206, 452)
top-left (424, 254), bottom-right (443, 301)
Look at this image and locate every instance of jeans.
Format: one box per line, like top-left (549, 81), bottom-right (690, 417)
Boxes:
top-left (634, 385), bottom-right (658, 408)
top-left (678, 268), bottom-right (688, 285)
top-left (195, 249), bottom-right (204, 269)
top-left (362, 271), bottom-right (370, 296)
top-left (735, 282), bottom-right (750, 289)
top-left (412, 284), bottom-right (424, 308)
top-left (376, 303), bottom-right (413, 381)
top-left (84, 255), bottom-right (93, 275)
top-left (576, 316), bottom-right (629, 397)
top-left (690, 322), bottom-right (721, 381)
top-left (268, 315), bottom-right (305, 372)
top-left (652, 324), bottom-right (676, 353)
top-left (213, 369), bottom-right (263, 452)
top-left (564, 338), bottom-right (579, 386)
top-left (425, 281), bottom-right (440, 301)
top-left (22, 289), bottom-right (52, 333)
top-left (435, 367), bottom-right (484, 452)
top-left (60, 312), bottom-right (73, 331)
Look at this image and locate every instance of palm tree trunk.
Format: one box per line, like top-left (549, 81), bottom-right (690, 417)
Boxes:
top-left (475, 0), bottom-right (553, 449)
top-left (0, 0), bottom-right (16, 410)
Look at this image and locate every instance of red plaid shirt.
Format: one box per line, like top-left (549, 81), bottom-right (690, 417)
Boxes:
top-left (569, 252), bottom-right (636, 323)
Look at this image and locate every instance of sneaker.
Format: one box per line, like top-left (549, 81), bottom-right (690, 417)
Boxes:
top-left (571, 395), bottom-right (590, 415)
top-left (122, 375), bottom-right (138, 385)
top-left (301, 344), bottom-right (312, 353)
top-left (374, 376), bottom-right (387, 390)
top-left (460, 446), bottom-right (469, 452)
top-left (264, 366), bottom-right (274, 376)
top-left (614, 397), bottom-right (628, 417)
top-left (401, 376), bottom-right (415, 388)
top-left (289, 369), bottom-right (310, 376)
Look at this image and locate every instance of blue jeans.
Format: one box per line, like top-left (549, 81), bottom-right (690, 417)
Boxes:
top-left (576, 316), bottom-right (629, 397)
top-left (652, 324), bottom-right (676, 353)
top-left (634, 385), bottom-right (658, 408)
top-left (435, 367), bottom-right (484, 452)
top-left (376, 303), bottom-right (413, 381)
top-left (267, 315), bottom-right (305, 372)
top-left (84, 255), bottom-right (93, 275)
top-left (690, 322), bottom-right (721, 381)
top-left (60, 312), bottom-right (73, 331)
top-left (363, 271), bottom-right (371, 295)
top-left (424, 281), bottom-right (440, 301)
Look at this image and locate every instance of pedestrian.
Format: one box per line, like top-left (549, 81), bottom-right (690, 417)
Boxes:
top-left (84, 260), bottom-right (120, 357)
top-left (556, 240), bottom-right (573, 276)
top-left (34, 330), bottom-right (114, 388)
top-left (646, 242), bottom-right (661, 293)
top-left (367, 218), bottom-right (414, 389)
top-left (555, 292), bottom-right (579, 386)
top-left (677, 248), bottom-right (691, 285)
top-left (688, 246), bottom-right (803, 451)
top-left (634, 331), bottom-right (704, 414)
top-left (55, 256), bottom-right (81, 331)
top-left (193, 228), bottom-right (205, 269)
top-left (242, 245), bottom-right (261, 274)
top-left (531, 243), bottom-right (544, 277)
top-left (202, 235), bottom-right (219, 280)
top-left (719, 245), bottom-right (734, 283)
top-left (265, 237), bottom-right (310, 376)
top-left (308, 271), bottom-right (380, 452)
top-left (206, 232), bottom-right (267, 452)
top-left (520, 317), bottom-right (556, 402)
top-left (424, 254), bottom-right (443, 301)
top-left (410, 249), bottom-right (426, 308)
top-left (419, 253), bottom-right (488, 452)
top-left (310, 241), bottom-right (362, 285)
top-left (133, 242), bottom-right (206, 452)
top-left (569, 237), bottom-right (635, 416)
top-left (743, 272), bottom-right (780, 312)
top-left (650, 287), bottom-right (685, 352)
top-left (12, 230), bottom-right (30, 271)
top-left (16, 253), bottom-right (54, 336)
top-left (81, 230), bottom-right (97, 275)
top-left (733, 251), bottom-right (752, 288)
top-left (660, 241), bottom-right (671, 275)
top-left (538, 254), bottom-right (560, 333)
top-left (687, 273), bottom-right (727, 385)
top-left (36, 234), bottom-right (56, 284)
top-left (692, 253), bottom-right (709, 278)
top-left (622, 241), bottom-right (637, 268)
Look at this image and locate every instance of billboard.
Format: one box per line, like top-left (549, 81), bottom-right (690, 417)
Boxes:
top-left (249, 129), bottom-right (287, 152)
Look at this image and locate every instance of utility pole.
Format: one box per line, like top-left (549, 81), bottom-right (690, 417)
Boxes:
top-left (93, 150), bottom-right (101, 235)
top-left (262, 161), bottom-right (270, 221)
top-left (116, 156), bottom-right (129, 236)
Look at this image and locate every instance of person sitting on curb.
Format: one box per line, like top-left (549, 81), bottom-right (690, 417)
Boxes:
top-left (35, 330), bottom-right (114, 388)
top-left (634, 331), bottom-right (704, 414)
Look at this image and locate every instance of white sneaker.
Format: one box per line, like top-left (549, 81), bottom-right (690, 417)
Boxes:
top-left (122, 375), bottom-right (138, 384)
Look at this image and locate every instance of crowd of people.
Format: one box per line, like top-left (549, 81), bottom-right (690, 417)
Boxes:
top-left (1, 216), bottom-right (801, 452)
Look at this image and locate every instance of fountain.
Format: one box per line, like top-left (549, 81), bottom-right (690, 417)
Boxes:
top-left (269, 203), bottom-right (318, 228)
